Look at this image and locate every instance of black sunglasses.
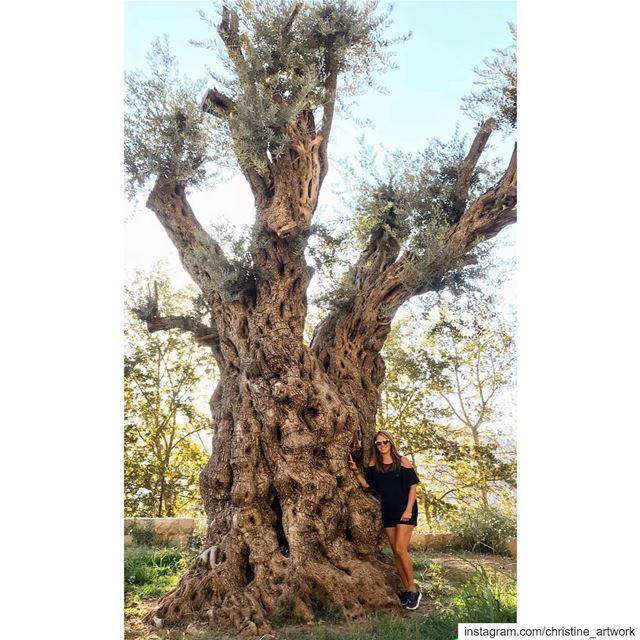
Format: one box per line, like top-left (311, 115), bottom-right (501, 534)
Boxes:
top-left (374, 439), bottom-right (390, 447)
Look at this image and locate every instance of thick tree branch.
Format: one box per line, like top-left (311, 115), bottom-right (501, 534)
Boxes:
top-left (450, 118), bottom-right (496, 222)
top-left (282, 2), bottom-right (302, 39)
top-left (217, 6), bottom-right (245, 72)
top-left (351, 196), bottom-right (403, 292)
top-left (312, 143), bottom-right (517, 418)
top-left (318, 53), bottom-right (338, 184)
top-left (208, 6), bottom-right (275, 206)
top-left (257, 128), bottom-right (323, 237)
top-left (133, 282), bottom-right (220, 349)
top-left (242, 165), bottom-right (272, 208)
top-left (146, 180), bottom-right (235, 300)
top-left (442, 142), bottom-right (517, 263)
top-left (402, 142), bottom-right (517, 297)
top-left (134, 291), bottom-right (224, 371)
top-left (146, 315), bottom-right (220, 348)
top-left (214, 6), bottom-right (276, 206)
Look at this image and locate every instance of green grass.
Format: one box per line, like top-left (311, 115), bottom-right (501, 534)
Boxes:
top-left (268, 613), bottom-right (449, 640)
top-left (124, 546), bottom-right (190, 615)
top-left (124, 547), bottom-right (516, 638)
top-left (451, 564), bottom-right (516, 623)
top-left (272, 609), bottom-right (490, 640)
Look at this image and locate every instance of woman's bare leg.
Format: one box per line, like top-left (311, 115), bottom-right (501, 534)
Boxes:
top-left (394, 524), bottom-right (416, 591)
top-left (384, 527), bottom-right (410, 590)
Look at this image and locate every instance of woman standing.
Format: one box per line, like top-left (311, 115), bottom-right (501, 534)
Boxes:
top-left (349, 430), bottom-right (422, 610)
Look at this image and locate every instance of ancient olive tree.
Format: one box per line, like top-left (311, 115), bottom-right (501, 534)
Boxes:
top-left (125, 1), bottom-right (516, 634)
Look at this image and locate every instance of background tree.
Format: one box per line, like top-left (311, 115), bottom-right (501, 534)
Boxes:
top-left (125, 267), bottom-right (216, 517)
top-left (378, 287), bottom-right (516, 525)
top-left (124, 2), bottom-right (516, 633)
top-left (419, 291), bottom-right (516, 509)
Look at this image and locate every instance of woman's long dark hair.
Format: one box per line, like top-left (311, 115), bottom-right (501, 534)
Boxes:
top-left (373, 430), bottom-right (403, 472)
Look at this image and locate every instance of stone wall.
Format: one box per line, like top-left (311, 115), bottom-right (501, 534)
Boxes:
top-left (409, 531), bottom-right (517, 557)
top-left (124, 517), bottom-right (195, 547)
top-left (409, 532), bottom-right (460, 550)
top-left (123, 519), bottom-right (517, 557)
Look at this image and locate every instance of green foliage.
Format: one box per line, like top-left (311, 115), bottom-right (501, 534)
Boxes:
top-left (307, 133), bottom-right (492, 312)
top-left (124, 37), bottom-right (229, 199)
top-left (306, 220), bottom-right (356, 308)
top-left (422, 560), bottom-right (455, 602)
top-left (319, 130), bottom-right (504, 311)
top-left (124, 265), bottom-right (215, 517)
top-left (124, 547), bottom-right (188, 613)
top-left (348, 131), bottom-right (500, 247)
top-left (275, 613), bottom-right (439, 640)
top-left (414, 562), bottom-right (516, 639)
top-left (462, 24), bottom-right (517, 130)
top-left (417, 614), bottom-right (459, 640)
top-left (193, 0), bottom-right (406, 175)
top-left (186, 517), bottom-right (208, 552)
top-left (128, 522), bottom-right (160, 547)
top-left (453, 563), bottom-right (517, 621)
top-left (447, 506), bottom-right (516, 555)
top-left (205, 217), bottom-right (258, 299)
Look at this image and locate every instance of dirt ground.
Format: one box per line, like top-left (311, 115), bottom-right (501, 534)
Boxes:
top-left (125, 551), bottom-right (517, 640)
top-left (421, 550), bottom-right (516, 584)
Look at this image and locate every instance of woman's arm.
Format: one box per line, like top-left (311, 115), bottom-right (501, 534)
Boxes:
top-left (348, 454), bottom-right (371, 489)
top-left (400, 457), bottom-right (418, 521)
top-left (400, 485), bottom-right (417, 521)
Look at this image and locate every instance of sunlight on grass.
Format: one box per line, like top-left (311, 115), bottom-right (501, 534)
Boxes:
top-left (124, 547), bottom-right (516, 638)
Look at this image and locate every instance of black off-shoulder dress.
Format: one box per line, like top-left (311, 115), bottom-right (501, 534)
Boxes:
top-left (365, 462), bottom-right (420, 527)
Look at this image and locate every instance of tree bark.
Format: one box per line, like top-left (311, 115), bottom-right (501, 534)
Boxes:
top-left (143, 246), bottom-right (398, 636)
top-left (140, 124), bottom-right (516, 636)
top-left (142, 145), bottom-right (402, 636)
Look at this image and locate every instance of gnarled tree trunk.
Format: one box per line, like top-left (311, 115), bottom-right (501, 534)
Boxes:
top-left (140, 133), bottom-right (407, 637)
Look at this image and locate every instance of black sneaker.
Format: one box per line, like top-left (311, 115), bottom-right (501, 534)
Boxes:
top-left (398, 590), bottom-right (410, 606)
top-left (405, 590), bottom-right (422, 610)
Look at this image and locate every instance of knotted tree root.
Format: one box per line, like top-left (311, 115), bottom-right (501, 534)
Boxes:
top-left (143, 490), bottom-right (401, 636)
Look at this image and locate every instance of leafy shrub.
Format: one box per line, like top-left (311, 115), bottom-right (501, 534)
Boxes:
top-left (128, 522), bottom-right (159, 547)
top-left (417, 564), bottom-right (516, 639)
top-left (452, 564), bottom-right (516, 622)
top-left (422, 560), bottom-right (456, 603)
top-left (447, 506), bottom-right (516, 554)
top-left (186, 516), bottom-right (208, 553)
